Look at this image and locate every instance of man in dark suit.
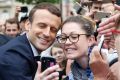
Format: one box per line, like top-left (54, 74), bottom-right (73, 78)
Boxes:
top-left (0, 34), bottom-right (12, 46)
top-left (0, 2), bottom-right (61, 80)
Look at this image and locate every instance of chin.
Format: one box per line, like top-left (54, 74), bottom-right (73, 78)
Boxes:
top-left (37, 45), bottom-right (48, 51)
top-left (66, 55), bottom-right (76, 60)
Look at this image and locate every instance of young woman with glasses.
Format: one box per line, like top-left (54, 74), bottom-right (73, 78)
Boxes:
top-left (57, 15), bottom-right (95, 80)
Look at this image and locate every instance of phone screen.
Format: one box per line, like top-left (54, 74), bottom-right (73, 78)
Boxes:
top-left (21, 6), bottom-right (28, 12)
top-left (41, 57), bottom-right (56, 72)
top-left (94, 12), bottom-right (111, 20)
top-left (98, 35), bottom-right (104, 53)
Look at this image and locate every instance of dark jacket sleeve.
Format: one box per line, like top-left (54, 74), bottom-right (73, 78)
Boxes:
top-left (0, 50), bottom-right (33, 80)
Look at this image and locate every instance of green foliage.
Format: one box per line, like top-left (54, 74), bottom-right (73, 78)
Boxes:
top-left (16, 0), bottom-right (60, 4)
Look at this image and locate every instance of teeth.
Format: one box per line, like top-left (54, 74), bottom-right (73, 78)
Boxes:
top-left (66, 48), bottom-right (75, 52)
top-left (40, 38), bottom-right (48, 43)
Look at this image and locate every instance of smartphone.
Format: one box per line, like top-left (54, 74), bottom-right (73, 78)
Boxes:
top-left (73, 2), bottom-right (87, 15)
top-left (21, 6), bottom-right (28, 13)
top-left (98, 35), bottom-right (105, 53)
top-left (41, 57), bottom-right (56, 72)
top-left (94, 12), bottom-right (111, 20)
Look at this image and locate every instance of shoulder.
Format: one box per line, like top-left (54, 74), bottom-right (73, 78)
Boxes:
top-left (0, 34), bottom-right (33, 61)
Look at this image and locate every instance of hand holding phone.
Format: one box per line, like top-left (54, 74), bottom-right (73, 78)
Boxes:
top-left (35, 61), bottom-right (59, 80)
top-left (41, 57), bottom-right (56, 72)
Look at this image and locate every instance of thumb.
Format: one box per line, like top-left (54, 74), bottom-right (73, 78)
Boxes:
top-left (114, 4), bottom-right (120, 11)
top-left (36, 61), bottom-right (41, 74)
top-left (91, 46), bottom-right (102, 60)
top-left (101, 50), bottom-right (108, 62)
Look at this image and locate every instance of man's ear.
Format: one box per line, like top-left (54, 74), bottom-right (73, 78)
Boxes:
top-left (88, 35), bottom-right (96, 46)
top-left (25, 19), bottom-right (31, 31)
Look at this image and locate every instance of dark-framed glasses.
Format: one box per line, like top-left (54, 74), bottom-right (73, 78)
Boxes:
top-left (56, 33), bottom-right (88, 44)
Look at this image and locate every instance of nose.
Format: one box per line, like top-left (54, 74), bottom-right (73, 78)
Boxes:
top-left (43, 26), bottom-right (50, 37)
top-left (65, 38), bottom-right (72, 44)
top-left (9, 31), bottom-right (15, 35)
top-left (56, 53), bottom-right (60, 57)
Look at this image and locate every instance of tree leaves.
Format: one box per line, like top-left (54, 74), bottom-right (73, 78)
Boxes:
top-left (16, 0), bottom-right (60, 4)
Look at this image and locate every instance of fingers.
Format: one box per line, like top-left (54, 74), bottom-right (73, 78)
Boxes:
top-left (42, 65), bottom-right (59, 76)
top-left (108, 39), bottom-right (115, 49)
top-left (98, 14), bottom-right (120, 30)
top-left (34, 61), bottom-right (42, 80)
top-left (16, 6), bottom-right (21, 13)
top-left (90, 46), bottom-right (107, 62)
top-left (35, 64), bottom-right (59, 80)
top-left (99, 17), bottom-right (114, 29)
top-left (90, 46), bottom-right (102, 63)
top-left (101, 50), bottom-right (108, 62)
top-left (45, 72), bottom-right (59, 80)
top-left (98, 22), bottom-right (116, 33)
top-left (36, 61), bottom-right (41, 74)
top-left (114, 4), bottom-right (120, 11)
top-left (97, 32), bottom-right (113, 42)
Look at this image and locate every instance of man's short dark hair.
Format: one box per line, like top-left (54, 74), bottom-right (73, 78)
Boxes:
top-left (5, 18), bottom-right (20, 30)
top-left (20, 16), bottom-right (28, 23)
top-left (29, 2), bottom-right (61, 23)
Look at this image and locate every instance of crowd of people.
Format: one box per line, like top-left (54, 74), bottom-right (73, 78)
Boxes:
top-left (0, 0), bottom-right (120, 80)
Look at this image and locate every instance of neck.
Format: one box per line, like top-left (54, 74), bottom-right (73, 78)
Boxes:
top-left (76, 56), bottom-right (89, 69)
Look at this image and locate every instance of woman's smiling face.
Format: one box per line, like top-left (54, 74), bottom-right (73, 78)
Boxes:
top-left (62, 22), bottom-right (91, 60)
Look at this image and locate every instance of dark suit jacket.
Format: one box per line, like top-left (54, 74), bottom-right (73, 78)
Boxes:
top-left (0, 34), bottom-right (12, 47)
top-left (0, 34), bottom-right (37, 80)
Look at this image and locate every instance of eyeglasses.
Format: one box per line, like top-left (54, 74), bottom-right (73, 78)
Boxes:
top-left (56, 33), bottom-right (88, 44)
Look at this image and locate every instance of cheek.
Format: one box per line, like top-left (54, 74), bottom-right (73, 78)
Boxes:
top-left (77, 40), bottom-right (89, 53)
top-left (52, 55), bottom-right (57, 58)
top-left (49, 33), bottom-right (56, 42)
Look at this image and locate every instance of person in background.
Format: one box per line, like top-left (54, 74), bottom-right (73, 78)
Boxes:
top-left (0, 2), bottom-right (61, 80)
top-left (19, 16), bottom-right (29, 35)
top-left (90, 1), bottom-right (102, 12)
top-left (0, 21), bottom-right (5, 34)
top-left (57, 15), bottom-right (95, 80)
top-left (51, 42), bottom-right (67, 80)
top-left (89, 4), bottom-right (120, 80)
top-left (0, 21), bottom-right (13, 46)
top-left (4, 18), bottom-right (20, 38)
top-left (0, 33), bottom-right (13, 47)
top-left (14, 6), bottom-right (29, 35)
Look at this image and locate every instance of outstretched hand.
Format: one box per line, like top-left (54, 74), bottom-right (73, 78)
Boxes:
top-left (89, 46), bottom-right (117, 80)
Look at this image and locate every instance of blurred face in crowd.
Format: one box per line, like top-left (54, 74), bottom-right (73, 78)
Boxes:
top-left (5, 22), bottom-right (20, 37)
top-left (61, 22), bottom-right (92, 60)
top-left (19, 19), bottom-right (29, 32)
top-left (27, 10), bottom-right (61, 52)
top-left (51, 47), bottom-right (66, 64)
top-left (91, 2), bottom-right (102, 12)
top-left (20, 21), bottom-right (26, 31)
top-left (0, 21), bottom-right (5, 33)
